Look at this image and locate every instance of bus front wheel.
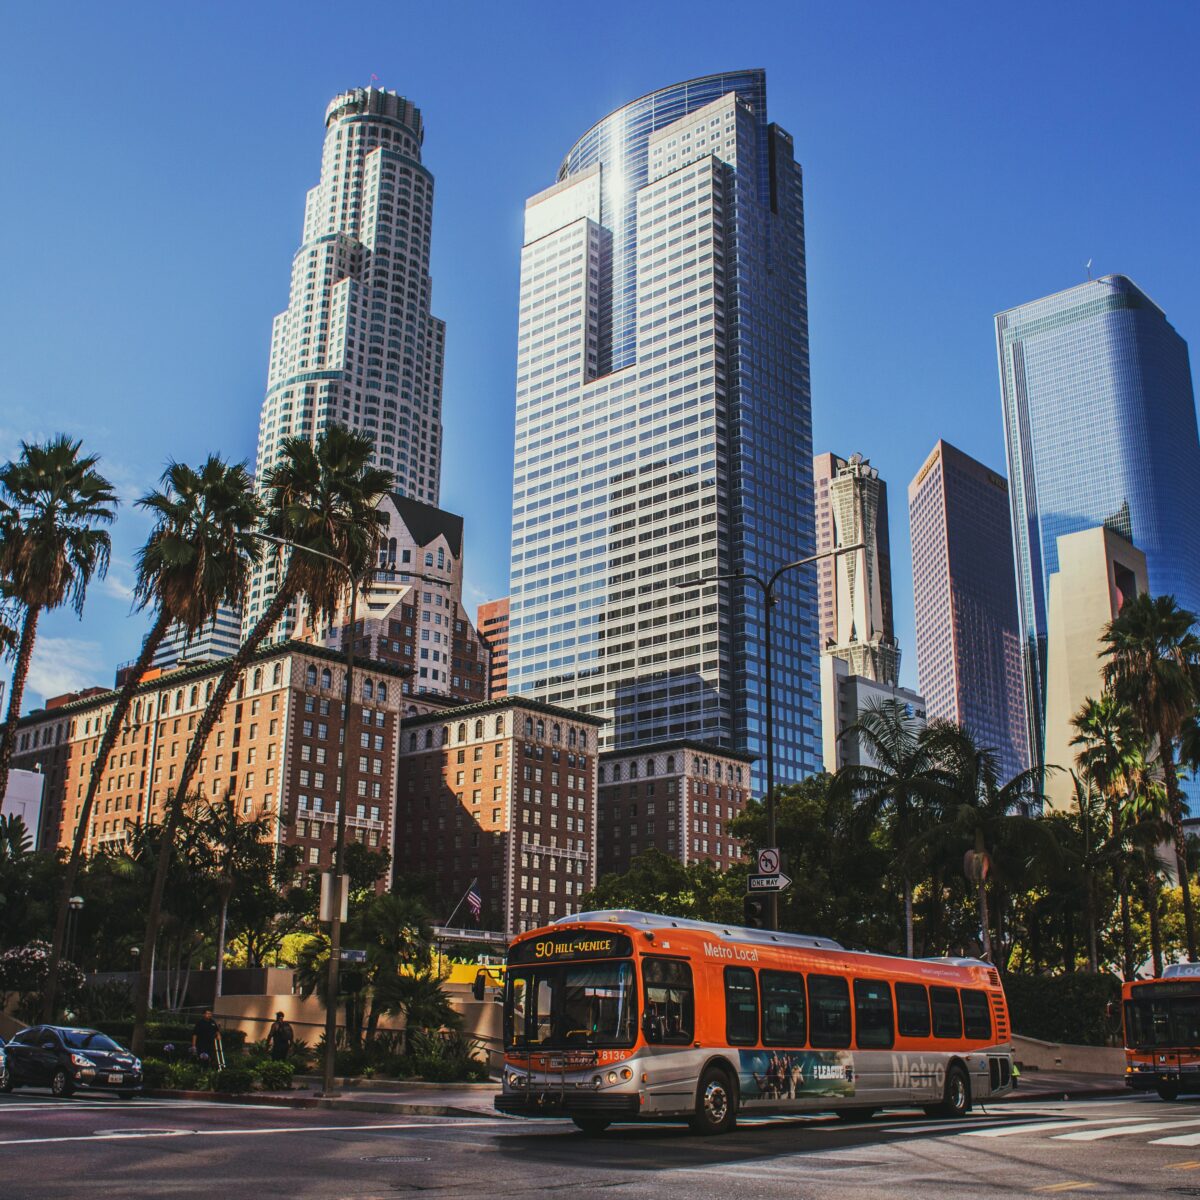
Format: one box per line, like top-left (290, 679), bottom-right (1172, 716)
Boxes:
top-left (1158, 1084), bottom-right (1180, 1102)
top-left (572, 1117), bottom-right (611, 1135)
top-left (689, 1065), bottom-right (737, 1136)
top-left (925, 1064), bottom-right (971, 1119)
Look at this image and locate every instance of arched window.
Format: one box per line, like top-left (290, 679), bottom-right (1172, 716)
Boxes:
top-left (714, 762), bottom-right (722, 781)
top-left (598, 764), bottom-right (606, 783)
top-left (494, 716), bottom-right (504, 736)
top-left (424, 552), bottom-right (434, 567)
top-left (306, 665), bottom-right (317, 686)
top-left (577, 729), bottom-right (587, 751)
top-left (273, 663), bottom-right (282, 686)
top-left (551, 723), bottom-right (561, 744)
top-left (536, 719), bottom-right (544, 740)
top-left (205, 682), bottom-right (213, 702)
top-left (189, 686), bottom-right (198, 706)
top-left (441, 726), bottom-right (450, 746)
top-left (253, 668), bottom-right (262, 691)
top-left (321, 668), bottom-right (332, 690)
top-left (437, 547), bottom-right (445, 569)
top-left (524, 717), bottom-right (533, 737)
top-left (175, 690), bottom-right (183, 712)
top-left (630, 761), bottom-right (639, 779)
top-left (363, 679), bottom-right (374, 700)
top-left (474, 720), bottom-right (483, 738)
top-left (666, 755), bottom-right (675, 773)
top-left (424, 728), bottom-right (434, 749)
top-left (646, 758), bottom-right (655, 777)
top-left (407, 705), bottom-right (417, 717)
top-left (612, 762), bottom-right (621, 781)
top-left (457, 723), bottom-right (466, 742)
top-left (376, 684), bottom-right (386, 702)
top-left (408, 732), bottom-right (417, 751)
top-left (567, 727), bottom-right (576, 747)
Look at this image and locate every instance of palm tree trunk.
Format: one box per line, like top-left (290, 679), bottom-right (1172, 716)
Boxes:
top-left (903, 875), bottom-right (914, 958)
top-left (977, 878), bottom-right (992, 962)
top-left (132, 573), bottom-right (298, 1056)
top-left (41, 610), bottom-right (172, 1021)
top-left (1162, 739), bottom-right (1198, 962)
top-left (215, 886), bottom-right (231, 1000)
top-left (1146, 867), bottom-right (1164, 978)
top-left (0, 605), bottom-right (41, 815)
top-left (1085, 869), bottom-right (1099, 973)
top-left (1113, 807), bottom-right (1135, 978)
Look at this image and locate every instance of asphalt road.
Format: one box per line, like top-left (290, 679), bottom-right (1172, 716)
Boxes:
top-left (3, 1091), bottom-right (1200, 1197)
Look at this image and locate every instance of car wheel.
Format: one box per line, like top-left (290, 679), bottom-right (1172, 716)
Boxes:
top-left (835, 1107), bottom-right (878, 1123)
top-left (0, 1067), bottom-right (12, 1094)
top-left (689, 1064), bottom-right (737, 1135)
top-left (930, 1064), bottom-right (970, 1119)
top-left (50, 1068), bottom-right (75, 1099)
top-left (1158, 1084), bottom-right (1181, 1102)
top-left (572, 1117), bottom-right (610, 1136)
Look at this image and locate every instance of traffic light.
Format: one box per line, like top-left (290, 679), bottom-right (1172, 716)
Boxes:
top-left (743, 895), bottom-right (766, 929)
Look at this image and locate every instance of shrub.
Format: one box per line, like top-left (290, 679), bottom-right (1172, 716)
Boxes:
top-left (213, 1067), bottom-right (256, 1094)
top-left (76, 978), bottom-right (135, 1024)
top-left (164, 1060), bottom-right (207, 1091)
top-left (140, 1058), bottom-right (170, 1088)
top-left (407, 1030), bottom-right (489, 1083)
top-left (255, 1060), bottom-right (295, 1090)
top-left (1005, 972), bottom-right (1122, 1045)
top-left (0, 941), bottom-right (85, 1022)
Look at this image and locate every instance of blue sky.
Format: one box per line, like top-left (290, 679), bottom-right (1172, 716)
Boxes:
top-left (2, 1), bottom-right (1197, 706)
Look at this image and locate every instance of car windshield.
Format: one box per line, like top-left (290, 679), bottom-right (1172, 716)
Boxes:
top-left (506, 961), bottom-right (637, 1050)
top-left (58, 1029), bottom-right (124, 1052)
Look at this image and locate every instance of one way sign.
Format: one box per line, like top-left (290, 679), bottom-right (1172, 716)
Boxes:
top-left (747, 872), bottom-right (792, 893)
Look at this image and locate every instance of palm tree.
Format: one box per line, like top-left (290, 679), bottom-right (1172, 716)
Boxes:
top-left (195, 797), bottom-right (275, 999)
top-left (1071, 693), bottom-right (1141, 977)
top-left (131, 425), bottom-right (391, 1055)
top-left (920, 722), bottom-right (1053, 964)
top-left (0, 436), bottom-right (117, 810)
top-left (41, 456), bottom-right (261, 1020)
top-left (1102, 593), bottom-right (1200, 962)
top-left (835, 699), bottom-right (944, 956)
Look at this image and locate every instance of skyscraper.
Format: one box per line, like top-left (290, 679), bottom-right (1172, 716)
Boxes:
top-left (477, 597), bottom-right (510, 699)
top-left (813, 452), bottom-right (898, 684)
top-left (908, 440), bottom-right (1028, 782)
top-left (245, 87), bottom-right (446, 637)
top-left (996, 275), bottom-right (1200, 762)
top-left (506, 71), bottom-right (819, 787)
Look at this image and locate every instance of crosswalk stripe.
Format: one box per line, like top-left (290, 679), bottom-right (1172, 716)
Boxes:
top-left (1053, 1119), bottom-right (1200, 1142)
top-left (1150, 1131), bottom-right (1200, 1147)
top-left (962, 1118), bottom-right (1133, 1139)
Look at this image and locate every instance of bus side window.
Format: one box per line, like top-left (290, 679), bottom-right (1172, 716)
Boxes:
top-left (931, 986), bottom-right (963, 1038)
top-left (643, 958), bottom-right (694, 1044)
top-left (961, 989), bottom-right (993, 1040)
top-left (724, 967), bottom-right (759, 1046)
top-left (895, 983), bottom-right (931, 1038)
top-left (761, 970), bottom-right (807, 1047)
top-left (853, 978), bottom-right (894, 1049)
top-left (507, 976), bottom-right (528, 1046)
top-left (808, 974), bottom-right (852, 1049)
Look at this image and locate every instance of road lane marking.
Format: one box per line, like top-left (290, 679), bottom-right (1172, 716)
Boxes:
top-left (0, 1118), bottom-right (502, 1148)
top-left (1053, 1118), bottom-right (1200, 1141)
top-left (1150, 1130), bottom-right (1200, 1146)
top-left (1033, 1184), bottom-right (1095, 1194)
top-left (962, 1117), bottom-right (1134, 1139)
top-left (1167, 1161), bottom-right (1200, 1170)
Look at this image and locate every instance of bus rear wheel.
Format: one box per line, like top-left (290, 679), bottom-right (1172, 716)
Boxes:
top-left (1158, 1084), bottom-right (1181, 1102)
top-left (689, 1065), bottom-right (737, 1135)
top-left (572, 1117), bottom-right (611, 1136)
top-left (925, 1064), bottom-right (971, 1119)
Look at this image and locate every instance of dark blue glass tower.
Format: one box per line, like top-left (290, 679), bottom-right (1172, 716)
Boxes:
top-left (996, 275), bottom-right (1200, 762)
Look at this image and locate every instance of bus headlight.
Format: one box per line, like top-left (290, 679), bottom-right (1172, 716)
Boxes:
top-left (592, 1074), bottom-right (603, 1089)
top-left (607, 1071), bottom-right (618, 1084)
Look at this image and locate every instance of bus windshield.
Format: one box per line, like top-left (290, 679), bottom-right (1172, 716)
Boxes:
top-left (507, 961), bottom-right (637, 1051)
top-left (1126, 995), bottom-right (1200, 1048)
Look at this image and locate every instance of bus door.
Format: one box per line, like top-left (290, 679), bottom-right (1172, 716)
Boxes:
top-left (641, 958), bottom-right (696, 1097)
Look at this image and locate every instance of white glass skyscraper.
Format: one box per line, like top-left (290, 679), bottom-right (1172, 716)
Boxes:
top-left (245, 87), bottom-right (445, 636)
top-left (506, 71), bottom-right (820, 786)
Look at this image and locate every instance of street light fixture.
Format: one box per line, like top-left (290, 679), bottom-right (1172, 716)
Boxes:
top-left (682, 542), bottom-right (865, 930)
top-left (66, 895), bottom-right (84, 964)
top-left (253, 532), bottom-right (360, 1099)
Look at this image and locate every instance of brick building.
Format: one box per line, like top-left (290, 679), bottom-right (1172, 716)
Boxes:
top-left (596, 741), bottom-right (755, 878)
top-left (395, 698), bottom-right (604, 936)
top-left (11, 644), bottom-right (424, 880)
top-left (476, 597), bottom-right (509, 699)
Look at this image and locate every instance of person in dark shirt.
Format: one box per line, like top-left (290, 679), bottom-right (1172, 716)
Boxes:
top-left (268, 1012), bottom-right (294, 1061)
top-left (192, 1009), bottom-right (221, 1060)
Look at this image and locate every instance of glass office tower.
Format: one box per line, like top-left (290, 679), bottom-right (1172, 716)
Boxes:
top-left (996, 275), bottom-right (1200, 763)
top-left (507, 70), bottom-right (820, 788)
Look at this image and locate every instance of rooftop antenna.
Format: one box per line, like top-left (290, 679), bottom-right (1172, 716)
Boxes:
top-left (1086, 258), bottom-right (1093, 281)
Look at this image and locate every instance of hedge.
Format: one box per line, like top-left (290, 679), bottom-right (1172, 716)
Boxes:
top-left (90, 1020), bottom-right (246, 1055)
top-left (1004, 973), bottom-right (1122, 1046)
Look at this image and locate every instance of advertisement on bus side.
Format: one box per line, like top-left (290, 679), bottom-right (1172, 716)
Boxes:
top-left (737, 1049), bottom-right (855, 1100)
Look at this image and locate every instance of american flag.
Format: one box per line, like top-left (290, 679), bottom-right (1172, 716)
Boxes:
top-left (466, 882), bottom-right (482, 918)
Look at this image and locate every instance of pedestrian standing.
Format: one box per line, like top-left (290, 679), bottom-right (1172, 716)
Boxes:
top-left (192, 1009), bottom-right (221, 1063)
top-left (268, 1011), bottom-right (294, 1061)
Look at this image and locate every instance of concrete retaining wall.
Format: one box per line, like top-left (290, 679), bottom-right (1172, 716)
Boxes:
top-left (1013, 1034), bottom-right (1125, 1074)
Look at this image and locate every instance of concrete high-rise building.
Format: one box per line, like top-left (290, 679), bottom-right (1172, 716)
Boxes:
top-left (908, 440), bottom-right (1028, 782)
top-left (152, 605), bottom-right (243, 672)
top-left (477, 598), bottom-right (510, 699)
top-left (245, 87), bottom-right (446, 639)
top-left (1042, 526), bottom-right (1147, 811)
top-left (813, 452), bottom-right (898, 683)
top-left (506, 71), bottom-right (819, 787)
top-left (996, 275), bottom-right (1200, 765)
top-left (819, 655), bottom-right (926, 773)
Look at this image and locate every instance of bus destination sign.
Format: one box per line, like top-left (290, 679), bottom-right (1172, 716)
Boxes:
top-left (510, 930), bottom-right (634, 964)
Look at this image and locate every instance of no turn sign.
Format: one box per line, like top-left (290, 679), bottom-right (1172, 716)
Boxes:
top-left (757, 848), bottom-right (780, 875)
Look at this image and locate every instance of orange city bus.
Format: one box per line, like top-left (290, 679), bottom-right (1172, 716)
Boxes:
top-left (1123, 963), bottom-right (1200, 1101)
top-left (494, 909), bottom-right (1015, 1134)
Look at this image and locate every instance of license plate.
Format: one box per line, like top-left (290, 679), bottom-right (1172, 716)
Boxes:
top-left (108, 1074), bottom-right (123, 1084)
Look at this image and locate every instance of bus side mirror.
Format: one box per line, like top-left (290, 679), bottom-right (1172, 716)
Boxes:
top-left (472, 970), bottom-right (486, 1002)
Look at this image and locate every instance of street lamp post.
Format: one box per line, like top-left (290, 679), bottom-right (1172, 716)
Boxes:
top-left (66, 895), bottom-right (84, 963)
top-left (688, 543), bottom-right (864, 930)
top-left (254, 532), bottom-right (358, 1099)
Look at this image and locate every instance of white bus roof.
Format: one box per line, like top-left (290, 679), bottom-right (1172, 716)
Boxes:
top-left (554, 909), bottom-right (843, 951)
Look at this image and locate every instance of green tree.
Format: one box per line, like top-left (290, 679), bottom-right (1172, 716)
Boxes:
top-left (1102, 593), bottom-right (1200, 961)
top-left (42, 456), bottom-right (261, 1020)
top-left (834, 698), bottom-right (944, 956)
top-left (583, 848), bottom-right (745, 924)
top-left (132, 425), bottom-right (391, 1055)
top-left (0, 436), bottom-right (117, 808)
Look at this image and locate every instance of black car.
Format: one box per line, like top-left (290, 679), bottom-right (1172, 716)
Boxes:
top-left (0, 1025), bottom-right (143, 1098)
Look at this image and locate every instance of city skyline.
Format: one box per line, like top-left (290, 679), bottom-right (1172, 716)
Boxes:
top-left (2, 4), bottom-right (1198, 714)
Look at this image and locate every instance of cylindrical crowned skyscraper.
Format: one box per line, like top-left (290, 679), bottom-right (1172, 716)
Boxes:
top-left (245, 87), bottom-right (446, 637)
top-left (506, 71), bottom-right (820, 787)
